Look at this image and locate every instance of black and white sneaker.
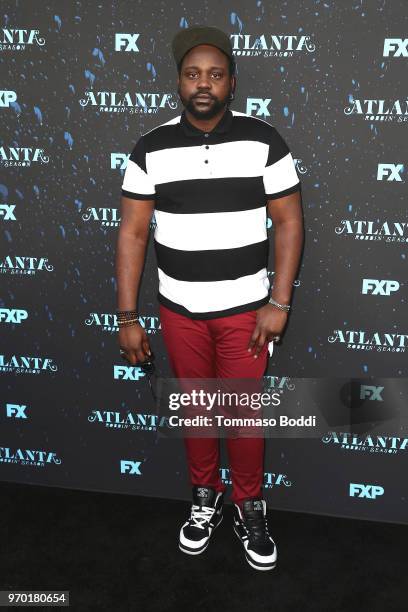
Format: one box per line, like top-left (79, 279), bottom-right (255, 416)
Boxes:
top-left (233, 497), bottom-right (277, 571)
top-left (179, 485), bottom-right (224, 555)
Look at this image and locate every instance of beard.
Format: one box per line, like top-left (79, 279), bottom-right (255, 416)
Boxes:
top-left (178, 87), bottom-right (232, 120)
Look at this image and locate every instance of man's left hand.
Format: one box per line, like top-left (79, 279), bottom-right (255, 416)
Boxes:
top-left (247, 304), bottom-right (288, 358)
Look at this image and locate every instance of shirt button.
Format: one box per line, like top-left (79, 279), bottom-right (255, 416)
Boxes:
top-left (205, 145), bottom-right (209, 149)
top-left (204, 160), bottom-right (208, 164)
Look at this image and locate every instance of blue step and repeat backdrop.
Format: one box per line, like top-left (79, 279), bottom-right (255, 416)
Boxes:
top-left (1, 1), bottom-right (407, 524)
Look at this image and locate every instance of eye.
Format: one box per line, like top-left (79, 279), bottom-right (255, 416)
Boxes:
top-left (212, 73), bottom-right (222, 79)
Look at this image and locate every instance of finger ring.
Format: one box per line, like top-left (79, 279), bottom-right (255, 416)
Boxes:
top-left (120, 349), bottom-right (126, 355)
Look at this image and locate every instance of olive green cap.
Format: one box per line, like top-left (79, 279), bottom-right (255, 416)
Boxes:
top-left (171, 25), bottom-right (233, 67)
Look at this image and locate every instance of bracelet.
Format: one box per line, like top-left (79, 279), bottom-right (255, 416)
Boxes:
top-left (116, 309), bottom-right (137, 316)
top-left (116, 308), bottom-right (139, 327)
top-left (116, 310), bottom-right (138, 320)
top-left (117, 319), bottom-right (139, 327)
top-left (268, 296), bottom-right (291, 312)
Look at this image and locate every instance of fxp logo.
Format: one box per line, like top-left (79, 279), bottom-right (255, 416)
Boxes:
top-left (362, 279), bottom-right (400, 296)
top-left (113, 365), bottom-right (146, 381)
top-left (349, 483), bottom-right (384, 499)
top-left (0, 308), bottom-right (28, 324)
top-left (115, 34), bottom-right (140, 52)
top-left (0, 90), bottom-right (17, 107)
top-left (377, 163), bottom-right (404, 181)
top-left (246, 98), bottom-right (271, 117)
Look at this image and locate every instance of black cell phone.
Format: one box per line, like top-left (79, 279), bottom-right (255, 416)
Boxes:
top-left (137, 350), bottom-right (155, 372)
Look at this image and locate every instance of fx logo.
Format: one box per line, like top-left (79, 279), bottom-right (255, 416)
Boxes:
top-left (360, 385), bottom-right (384, 401)
top-left (111, 153), bottom-right (129, 170)
top-left (377, 163), bottom-right (404, 181)
top-left (113, 365), bottom-right (146, 381)
top-left (120, 460), bottom-right (142, 475)
top-left (115, 33), bottom-right (140, 52)
top-left (0, 308), bottom-right (28, 324)
top-left (0, 91), bottom-right (17, 107)
top-left (6, 404), bottom-right (28, 419)
top-left (383, 38), bottom-right (408, 57)
top-left (362, 279), bottom-right (400, 296)
top-left (0, 204), bottom-right (16, 220)
top-left (349, 483), bottom-right (384, 499)
top-left (246, 98), bottom-right (271, 117)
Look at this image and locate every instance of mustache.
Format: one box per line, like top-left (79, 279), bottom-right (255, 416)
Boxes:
top-left (192, 93), bottom-right (216, 99)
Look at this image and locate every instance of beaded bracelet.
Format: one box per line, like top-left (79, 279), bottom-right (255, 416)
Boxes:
top-left (116, 310), bottom-right (139, 327)
top-left (116, 309), bottom-right (137, 316)
top-left (117, 318), bottom-right (139, 327)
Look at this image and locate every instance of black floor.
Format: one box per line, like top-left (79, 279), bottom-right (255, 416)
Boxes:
top-left (0, 480), bottom-right (406, 611)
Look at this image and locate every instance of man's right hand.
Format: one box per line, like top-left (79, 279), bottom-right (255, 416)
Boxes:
top-left (118, 323), bottom-right (151, 365)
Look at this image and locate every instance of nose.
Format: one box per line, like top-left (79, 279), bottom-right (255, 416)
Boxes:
top-left (196, 74), bottom-right (211, 90)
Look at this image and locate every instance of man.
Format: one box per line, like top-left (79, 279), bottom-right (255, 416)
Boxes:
top-left (115, 25), bottom-right (304, 571)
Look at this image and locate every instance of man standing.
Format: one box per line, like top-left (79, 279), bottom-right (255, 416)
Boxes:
top-left (115, 26), bottom-right (303, 571)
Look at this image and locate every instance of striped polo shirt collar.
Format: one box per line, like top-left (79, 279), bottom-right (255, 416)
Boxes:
top-left (179, 106), bottom-right (234, 137)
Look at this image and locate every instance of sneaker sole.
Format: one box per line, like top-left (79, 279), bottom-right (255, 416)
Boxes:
top-left (179, 513), bottom-right (223, 555)
top-left (233, 524), bottom-right (277, 571)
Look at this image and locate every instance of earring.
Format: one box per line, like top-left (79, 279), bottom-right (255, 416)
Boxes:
top-left (230, 92), bottom-right (235, 101)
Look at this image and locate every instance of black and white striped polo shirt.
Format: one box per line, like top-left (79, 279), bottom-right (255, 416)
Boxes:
top-left (121, 108), bottom-right (301, 320)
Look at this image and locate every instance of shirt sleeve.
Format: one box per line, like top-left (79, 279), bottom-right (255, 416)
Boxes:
top-left (263, 126), bottom-right (301, 200)
top-left (121, 136), bottom-right (156, 200)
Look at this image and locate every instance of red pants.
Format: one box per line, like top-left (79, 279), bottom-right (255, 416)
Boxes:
top-left (159, 304), bottom-right (269, 507)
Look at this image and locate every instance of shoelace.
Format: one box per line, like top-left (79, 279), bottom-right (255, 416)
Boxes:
top-left (189, 504), bottom-right (215, 529)
top-left (244, 513), bottom-right (271, 543)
